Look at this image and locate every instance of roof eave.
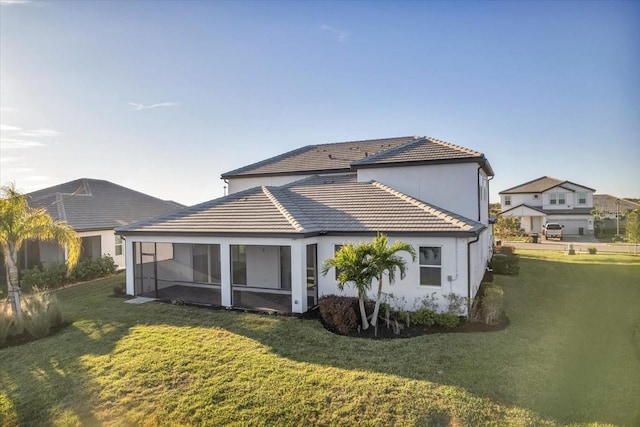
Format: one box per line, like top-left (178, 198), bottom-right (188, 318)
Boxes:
top-left (351, 156), bottom-right (490, 173)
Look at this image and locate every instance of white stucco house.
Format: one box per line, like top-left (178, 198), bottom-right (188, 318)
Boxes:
top-left (22, 179), bottom-right (183, 270)
top-left (499, 176), bottom-right (595, 235)
top-left (116, 136), bottom-right (495, 315)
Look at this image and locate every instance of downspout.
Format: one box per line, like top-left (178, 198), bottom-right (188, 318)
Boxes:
top-left (476, 166), bottom-right (482, 221)
top-left (467, 234), bottom-right (480, 317)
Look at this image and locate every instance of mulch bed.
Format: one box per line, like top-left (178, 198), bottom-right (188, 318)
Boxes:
top-left (317, 311), bottom-right (509, 340)
top-left (0, 321), bottom-right (72, 350)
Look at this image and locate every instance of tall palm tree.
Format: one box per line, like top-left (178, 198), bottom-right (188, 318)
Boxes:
top-left (368, 233), bottom-right (416, 328)
top-left (0, 184), bottom-right (80, 325)
top-left (321, 243), bottom-right (376, 330)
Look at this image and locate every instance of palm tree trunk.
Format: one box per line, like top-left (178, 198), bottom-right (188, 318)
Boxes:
top-left (370, 276), bottom-right (383, 327)
top-left (5, 247), bottom-right (24, 329)
top-left (358, 291), bottom-right (369, 330)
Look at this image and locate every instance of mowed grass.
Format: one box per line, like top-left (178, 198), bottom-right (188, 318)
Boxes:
top-left (1, 251), bottom-right (639, 426)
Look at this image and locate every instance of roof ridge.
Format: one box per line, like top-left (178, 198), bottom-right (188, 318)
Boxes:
top-left (426, 136), bottom-right (481, 156)
top-left (314, 135), bottom-right (418, 148)
top-left (55, 193), bottom-right (68, 223)
top-left (371, 181), bottom-right (475, 231)
top-left (262, 186), bottom-right (306, 232)
top-left (499, 176), bottom-right (564, 194)
top-left (351, 137), bottom-right (427, 164)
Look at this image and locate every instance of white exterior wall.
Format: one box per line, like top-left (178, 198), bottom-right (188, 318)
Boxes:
top-left (543, 185), bottom-right (594, 210)
top-left (315, 235), bottom-right (483, 315)
top-left (245, 245), bottom-right (280, 288)
top-left (122, 232), bottom-right (491, 316)
top-left (501, 193), bottom-right (543, 209)
top-left (37, 229), bottom-right (125, 268)
top-left (227, 175), bottom-right (313, 194)
top-left (357, 163), bottom-right (482, 222)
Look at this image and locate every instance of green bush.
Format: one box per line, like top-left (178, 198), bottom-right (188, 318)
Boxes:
top-left (434, 312), bottom-right (460, 329)
top-left (471, 283), bottom-right (505, 325)
top-left (491, 247), bottom-right (520, 275)
top-left (318, 295), bottom-right (358, 335)
top-left (21, 291), bottom-right (64, 339)
top-left (588, 246), bottom-right (597, 255)
top-left (21, 255), bottom-right (117, 291)
top-left (412, 308), bottom-right (437, 326)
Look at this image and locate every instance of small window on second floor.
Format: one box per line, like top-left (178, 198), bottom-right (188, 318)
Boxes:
top-left (578, 192), bottom-right (586, 204)
top-left (558, 193), bottom-right (566, 205)
top-left (550, 194), bottom-right (557, 205)
top-left (504, 195), bottom-right (511, 206)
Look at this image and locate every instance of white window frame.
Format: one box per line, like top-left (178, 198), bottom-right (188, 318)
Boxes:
top-left (115, 235), bottom-right (123, 256)
top-left (419, 246), bottom-right (442, 287)
top-left (558, 193), bottom-right (566, 205)
top-left (577, 192), bottom-right (586, 204)
top-left (504, 195), bottom-right (511, 206)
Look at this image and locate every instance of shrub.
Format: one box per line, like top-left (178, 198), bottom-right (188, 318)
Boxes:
top-left (481, 285), bottom-right (504, 325)
top-left (414, 292), bottom-right (439, 311)
top-left (21, 255), bottom-right (117, 291)
top-left (471, 283), bottom-right (505, 325)
top-left (318, 295), bottom-right (358, 335)
top-left (588, 246), bottom-right (597, 255)
top-left (434, 312), bottom-right (460, 329)
top-left (21, 290), bottom-right (64, 339)
top-left (412, 309), bottom-right (437, 326)
top-left (0, 303), bottom-right (16, 346)
top-left (491, 247), bottom-right (520, 275)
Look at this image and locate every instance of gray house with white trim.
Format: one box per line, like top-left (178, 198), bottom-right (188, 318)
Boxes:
top-left (117, 136), bottom-right (495, 315)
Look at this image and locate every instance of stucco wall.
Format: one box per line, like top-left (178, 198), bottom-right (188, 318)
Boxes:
top-left (357, 163), bottom-right (483, 222)
top-left (227, 175), bottom-right (314, 194)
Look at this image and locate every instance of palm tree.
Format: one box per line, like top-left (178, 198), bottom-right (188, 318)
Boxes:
top-left (321, 243), bottom-right (376, 330)
top-left (0, 184), bottom-right (80, 326)
top-left (368, 233), bottom-right (416, 328)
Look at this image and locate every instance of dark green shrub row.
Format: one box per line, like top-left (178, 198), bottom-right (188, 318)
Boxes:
top-left (471, 282), bottom-right (505, 325)
top-left (410, 309), bottom-right (460, 328)
top-left (20, 255), bottom-right (117, 292)
top-left (491, 246), bottom-right (520, 275)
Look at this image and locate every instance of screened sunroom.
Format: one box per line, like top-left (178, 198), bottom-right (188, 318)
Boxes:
top-left (131, 241), bottom-right (318, 313)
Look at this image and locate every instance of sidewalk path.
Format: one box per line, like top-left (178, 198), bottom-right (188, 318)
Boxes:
top-left (504, 235), bottom-right (638, 254)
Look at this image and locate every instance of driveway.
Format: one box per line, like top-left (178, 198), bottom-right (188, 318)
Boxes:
top-left (504, 235), bottom-right (638, 254)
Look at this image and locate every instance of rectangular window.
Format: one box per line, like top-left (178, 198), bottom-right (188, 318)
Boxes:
top-left (504, 195), bottom-right (511, 206)
top-left (550, 194), bottom-right (557, 205)
top-left (578, 192), bottom-right (586, 204)
top-left (419, 247), bottom-right (441, 286)
top-left (558, 193), bottom-right (565, 205)
top-left (334, 244), bottom-right (343, 280)
top-left (115, 235), bottom-right (123, 256)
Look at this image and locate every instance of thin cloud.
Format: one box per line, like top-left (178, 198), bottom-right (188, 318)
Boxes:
top-left (20, 129), bottom-right (60, 137)
top-left (1, 138), bottom-right (46, 149)
top-left (0, 0), bottom-right (31, 5)
top-left (0, 124), bottom-right (21, 131)
top-left (321, 24), bottom-right (349, 43)
top-left (2, 167), bottom-right (34, 174)
top-left (129, 102), bottom-right (177, 111)
top-left (0, 107), bottom-right (17, 112)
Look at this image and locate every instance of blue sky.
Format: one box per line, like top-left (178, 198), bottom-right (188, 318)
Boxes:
top-left (1, 0), bottom-right (638, 205)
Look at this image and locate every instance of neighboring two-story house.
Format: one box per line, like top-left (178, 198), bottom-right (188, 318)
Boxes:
top-left (116, 136), bottom-right (494, 316)
top-left (499, 176), bottom-right (595, 236)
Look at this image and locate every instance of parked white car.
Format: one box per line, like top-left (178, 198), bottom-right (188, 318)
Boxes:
top-left (543, 223), bottom-right (564, 240)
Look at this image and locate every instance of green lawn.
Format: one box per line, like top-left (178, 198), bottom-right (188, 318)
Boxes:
top-left (1, 251), bottom-right (639, 426)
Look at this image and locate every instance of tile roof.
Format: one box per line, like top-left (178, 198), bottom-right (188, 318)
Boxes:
top-left (221, 135), bottom-right (493, 178)
top-left (27, 178), bottom-right (184, 231)
top-left (118, 175), bottom-right (484, 237)
top-left (352, 136), bottom-right (494, 176)
top-left (500, 176), bottom-right (595, 194)
top-left (222, 136), bottom-right (417, 178)
top-left (593, 195), bottom-right (639, 214)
